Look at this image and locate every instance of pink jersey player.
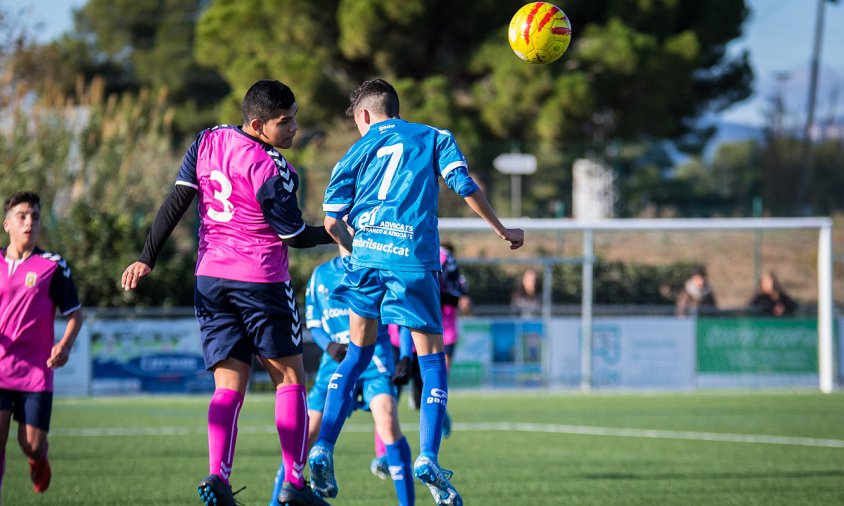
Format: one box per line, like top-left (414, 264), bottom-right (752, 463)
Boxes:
top-left (0, 250), bottom-right (81, 393)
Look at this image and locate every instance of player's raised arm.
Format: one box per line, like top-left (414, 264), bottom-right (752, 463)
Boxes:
top-left (464, 191), bottom-right (524, 249)
top-left (121, 184), bottom-right (197, 291)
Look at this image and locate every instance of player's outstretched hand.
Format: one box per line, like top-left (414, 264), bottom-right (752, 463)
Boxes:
top-left (121, 261), bottom-right (152, 291)
top-left (47, 344), bottom-right (70, 369)
top-left (503, 228), bottom-right (525, 250)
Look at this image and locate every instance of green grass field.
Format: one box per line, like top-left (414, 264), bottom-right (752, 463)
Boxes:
top-left (3, 391), bottom-right (844, 505)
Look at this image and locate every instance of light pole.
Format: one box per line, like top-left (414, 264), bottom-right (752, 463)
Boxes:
top-left (493, 153), bottom-right (537, 217)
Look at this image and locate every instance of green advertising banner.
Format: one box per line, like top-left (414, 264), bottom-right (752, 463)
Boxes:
top-left (697, 318), bottom-right (818, 373)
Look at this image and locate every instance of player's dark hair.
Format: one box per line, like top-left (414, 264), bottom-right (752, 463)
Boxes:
top-left (4, 191), bottom-right (40, 214)
top-left (346, 78), bottom-right (400, 118)
top-left (242, 80), bottom-right (296, 124)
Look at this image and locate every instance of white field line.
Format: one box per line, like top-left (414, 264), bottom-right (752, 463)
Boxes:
top-left (52, 422), bottom-right (844, 449)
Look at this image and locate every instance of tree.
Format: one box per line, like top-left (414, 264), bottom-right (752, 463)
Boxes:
top-left (10, 0), bottom-right (229, 136)
top-left (193, 0), bottom-right (753, 217)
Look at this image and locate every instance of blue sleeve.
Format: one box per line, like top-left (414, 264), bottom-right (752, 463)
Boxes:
top-left (48, 257), bottom-right (81, 315)
top-left (444, 166), bottom-right (479, 197)
top-left (436, 130), bottom-right (478, 197)
top-left (309, 327), bottom-right (332, 351)
top-left (305, 270), bottom-right (322, 329)
top-left (322, 158), bottom-right (356, 217)
top-left (176, 130), bottom-right (204, 187)
top-left (256, 172), bottom-right (306, 239)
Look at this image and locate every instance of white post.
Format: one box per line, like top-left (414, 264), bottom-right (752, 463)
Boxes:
top-left (818, 224), bottom-right (835, 393)
top-left (581, 229), bottom-right (594, 391)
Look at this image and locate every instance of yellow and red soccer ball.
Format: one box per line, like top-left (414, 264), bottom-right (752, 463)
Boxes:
top-left (508, 2), bottom-right (572, 64)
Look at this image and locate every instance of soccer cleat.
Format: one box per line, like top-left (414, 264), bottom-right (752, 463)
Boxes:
top-left (307, 442), bottom-right (338, 498)
top-left (277, 481), bottom-right (331, 506)
top-left (442, 412), bottom-right (452, 439)
top-left (392, 356), bottom-right (412, 386)
top-left (370, 456), bottom-right (390, 480)
top-left (197, 474), bottom-right (243, 506)
top-left (413, 455), bottom-right (463, 506)
top-left (28, 457), bottom-right (51, 493)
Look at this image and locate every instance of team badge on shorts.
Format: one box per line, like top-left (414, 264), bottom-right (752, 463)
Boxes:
top-left (25, 272), bottom-right (37, 288)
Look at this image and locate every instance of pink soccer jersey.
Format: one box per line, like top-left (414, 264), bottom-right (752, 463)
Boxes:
top-left (0, 248), bottom-right (81, 392)
top-left (175, 126), bottom-right (306, 283)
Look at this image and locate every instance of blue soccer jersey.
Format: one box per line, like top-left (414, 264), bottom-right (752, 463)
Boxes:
top-left (323, 119), bottom-right (479, 271)
top-left (305, 257), bottom-right (391, 348)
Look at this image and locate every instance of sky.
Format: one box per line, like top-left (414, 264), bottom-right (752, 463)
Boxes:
top-left (3, 0), bottom-right (844, 128)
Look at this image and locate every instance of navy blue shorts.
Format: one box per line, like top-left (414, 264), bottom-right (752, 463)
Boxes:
top-left (195, 276), bottom-right (303, 369)
top-left (0, 389), bottom-right (53, 431)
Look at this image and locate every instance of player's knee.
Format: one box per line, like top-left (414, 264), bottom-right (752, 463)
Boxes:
top-left (21, 435), bottom-right (47, 458)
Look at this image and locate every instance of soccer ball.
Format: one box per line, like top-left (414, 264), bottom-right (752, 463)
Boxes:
top-left (508, 2), bottom-right (572, 64)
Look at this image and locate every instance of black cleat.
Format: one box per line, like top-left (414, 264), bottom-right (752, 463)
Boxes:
top-left (278, 481), bottom-right (331, 506)
top-left (197, 474), bottom-right (243, 506)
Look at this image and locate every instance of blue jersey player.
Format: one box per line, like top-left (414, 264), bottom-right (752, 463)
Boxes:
top-left (270, 241), bottom-right (414, 505)
top-left (309, 78), bottom-right (524, 506)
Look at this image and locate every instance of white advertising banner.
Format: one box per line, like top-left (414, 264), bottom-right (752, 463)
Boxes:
top-left (53, 323), bottom-right (91, 396)
top-left (548, 317), bottom-right (696, 389)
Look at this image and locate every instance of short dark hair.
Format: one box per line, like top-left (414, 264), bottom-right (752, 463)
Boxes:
top-left (346, 78), bottom-right (400, 118)
top-left (242, 80), bottom-right (296, 124)
top-left (4, 191), bottom-right (40, 214)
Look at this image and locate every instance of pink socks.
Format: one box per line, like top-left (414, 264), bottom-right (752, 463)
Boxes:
top-left (207, 388), bottom-right (244, 484)
top-left (276, 384), bottom-right (308, 489)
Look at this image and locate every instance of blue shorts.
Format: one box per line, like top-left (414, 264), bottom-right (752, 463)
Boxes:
top-left (195, 276), bottom-right (303, 369)
top-left (0, 389), bottom-right (53, 431)
top-left (308, 341), bottom-right (396, 413)
top-left (331, 262), bottom-right (443, 334)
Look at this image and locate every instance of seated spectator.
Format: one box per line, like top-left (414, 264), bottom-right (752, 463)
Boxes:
top-left (675, 266), bottom-right (717, 317)
top-left (748, 271), bottom-right (797, 317)
top-left (511, 268), bottom-right (542, 317)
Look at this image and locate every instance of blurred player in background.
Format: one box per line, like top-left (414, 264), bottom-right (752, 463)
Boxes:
top-left (310, 78), bottom-right (523, 506)
top-left (121, 80), bottom-right (337, 506)
top-left (0, 191), bottom-right (84, 499)
top-left (270, 239), bottom-right (414, 506)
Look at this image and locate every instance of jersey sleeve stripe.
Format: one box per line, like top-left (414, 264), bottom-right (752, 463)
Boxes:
top-left (61, 303), bottom-right (82, 316)
top-left (278, 223), bottom-right (307, 240)
top-left (441, 161), bottom-right (467, 178)
top-left (323, 203), bottom-right (349, 212)
top-left (175, 180), bottom-right (199, 190)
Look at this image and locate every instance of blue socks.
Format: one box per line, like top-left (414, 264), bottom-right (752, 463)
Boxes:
top-left (386, 437), bottom-right (414, 506)
top-left (318, 342), bottom-right (375, 446)
top-left (418, 352), bottom-right (448, 457)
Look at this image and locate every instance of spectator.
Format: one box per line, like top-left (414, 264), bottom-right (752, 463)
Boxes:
top-left (675, 266), bottom-right (717, 317)
top-left (511, 268), bottom-right (542, 317)
top-left (748, 271), bottom-right (797, 317)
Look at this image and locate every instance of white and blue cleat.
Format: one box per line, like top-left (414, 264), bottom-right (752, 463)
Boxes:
top-left (370, 456), bottom-right (390, 480)
top-left (413, 455), bottom-right (463, 506)
top-left (307, 442), bottom-right (338, 499)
